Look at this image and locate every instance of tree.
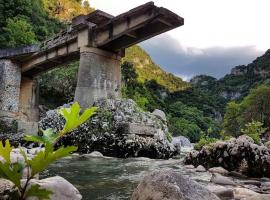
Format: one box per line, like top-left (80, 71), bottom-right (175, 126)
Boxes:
top-left (43, 0), bottom-right (94, 22)
top-left (222, 101), bottom-right (242, 137)
top-left (0, 0), bottom-right (63, 47)
top-left (169, 117), bottom-right (203, 142)
top-left (3, 18), bottom-right (36, 47)
top-left (241, 85), bottom-right (270, 127)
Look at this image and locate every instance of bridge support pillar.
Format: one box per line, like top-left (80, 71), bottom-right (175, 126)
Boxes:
top-left (75, 47), bottom-right (122, 108)
top-left (0, 59), bottom-right (21, 121)
top-left (18, 77), bottom-right (39, 135)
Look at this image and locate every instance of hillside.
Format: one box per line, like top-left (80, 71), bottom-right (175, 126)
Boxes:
top-left (122, 46), bottom-right (190, 92)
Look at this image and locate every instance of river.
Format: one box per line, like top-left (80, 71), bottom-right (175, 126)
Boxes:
top-left (41, 148), bottom-right (212, 200)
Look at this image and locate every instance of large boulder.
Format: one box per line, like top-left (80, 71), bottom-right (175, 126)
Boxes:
top-left (184, 135), bottom-right (270, 177)
top-left (131, 170), bottom-right (220, 200)
top-left (39, 99), bottom-right (176, 159)
top-left (26, 176), bottom-right (82, 200)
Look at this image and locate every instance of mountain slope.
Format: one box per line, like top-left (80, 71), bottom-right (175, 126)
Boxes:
top-left (191, 49), bottom-right (270, 112)
top-left (122, 46), bottom-right (190, 92)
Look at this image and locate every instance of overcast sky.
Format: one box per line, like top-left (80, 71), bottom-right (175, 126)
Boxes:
top-left (90, 0), bottom-right (270, 80)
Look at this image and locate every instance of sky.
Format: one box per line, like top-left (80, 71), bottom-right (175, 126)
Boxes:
top-left (90, 0), bottom-right (270, 80)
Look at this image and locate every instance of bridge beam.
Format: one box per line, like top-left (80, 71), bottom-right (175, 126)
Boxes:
top-left (74, 47), bottom-right (122, 108)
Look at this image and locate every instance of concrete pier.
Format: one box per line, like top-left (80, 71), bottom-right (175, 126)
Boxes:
top-left (75, 47), bottom-right (121, 108)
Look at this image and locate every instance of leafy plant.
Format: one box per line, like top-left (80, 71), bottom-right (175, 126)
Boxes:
top-left (0, 102), bottom-right (97, 200)
top-left (241, 120), bottom-right (267, 144)
top-left (194, 136), bottom-right (219, 151)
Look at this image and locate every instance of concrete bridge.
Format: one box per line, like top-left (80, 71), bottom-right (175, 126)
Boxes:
top-left (0, 2), bottom-right (184, 134)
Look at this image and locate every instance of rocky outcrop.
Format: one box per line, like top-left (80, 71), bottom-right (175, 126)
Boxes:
top-left (39, 99), bottom-right (176, 159)
top-left (184, 135), bottom-right (270, 177)
top-left (131, 170), bottom-right (220, 200)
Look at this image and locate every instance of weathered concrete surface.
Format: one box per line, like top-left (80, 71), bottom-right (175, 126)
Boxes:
top-left (19, 77), bottom-right (39, 122)
top-left (0, 60), bottom-right (21, 112)
top-left (74, 47), bottom-right (121, 107)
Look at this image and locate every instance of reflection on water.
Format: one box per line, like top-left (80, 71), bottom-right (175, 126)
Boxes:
top-left (41, 149), bottom-right (208, 200)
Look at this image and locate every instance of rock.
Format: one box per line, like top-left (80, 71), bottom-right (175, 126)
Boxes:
top-left (0, 179), bottom-right (19, 199)
top-left (184, 135), bottom-right (270, 177)
top-left (261, 182), bottom-right (270, 191)
top-left (233, 187), bottom-right (259, 199)
top-left (206, 185), bottom-right (234, 200)
top-left (185, 165), bottom-right (195, 169)
top-left (152, 109), bottom-right (166, 121)
top-left (26, 176), bottom-right (82, 200)
top-left (131, 170), bottom-right (220, 200)
top-left (196, 165), bottom-right (206, 172)
top-left (39, 99), bottom-right (176, 159)
top-left (210, 173), bottom-right (236, 186)
top-left (208, 167), bottom-right (229, 176)
top-left (172, 136), bottom-right (192, 148)
top-left (245, 194), bottom-right (270, 200)
top-left (80, 151), bottom-right (104, 158)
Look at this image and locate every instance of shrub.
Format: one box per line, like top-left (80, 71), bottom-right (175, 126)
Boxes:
top-left (194, 136), bottom-right (219, 151)
top-left (241, 120), bottom-right (267, 144)
top-left (0, 102), bottom-right (97, 200)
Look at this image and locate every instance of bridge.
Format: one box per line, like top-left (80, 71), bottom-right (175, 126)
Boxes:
top-left (0, 2), bottom-right (184, 134)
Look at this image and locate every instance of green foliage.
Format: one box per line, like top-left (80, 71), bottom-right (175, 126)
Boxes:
top-left (194, 136), bottom-right (219, 151)
top-left (0, 103), bottom-right (96, 199)
top-left (58, 102), bottom-right (97, 136)
top-left (222, 101), bottom-right (242, 137)
top-left (222, 84), bottom-right (270, 138)
top-left (241, 85), bottom-right (270, 127)
top-left (3, 18), bottom-right (36, 47)
top-left (25, 185), bottom-right (53, 200)
top-left (241, 120), bottom-right (267, 144)
top-left (0, 0), bottom-right (64, 48)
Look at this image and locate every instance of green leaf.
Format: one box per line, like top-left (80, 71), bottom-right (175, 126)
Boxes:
top-left (0, 140), bottom-right (23, 188)
top-left (29, 146), bottom-right (77, 176)
top-left (25, 185), bottom-right (53, 200)
top-left (0, 162), bottom-right (24, 188)
top-left (24, 128), bottom-right (59, 145)
top-left (58, 102), bottom-right (97, 135)
top-left (24, 129), bottom-right (60, 156)
top-left (0, 140), bottom-right (12, 163)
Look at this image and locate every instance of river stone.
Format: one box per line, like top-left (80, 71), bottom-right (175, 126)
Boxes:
top-left (172, 136), bottom-right (192, 148)
top-left (196, 165), bottom-right (206, 172)
top-left (210, 173), bottom-right (236, 186)
top-left (245, 194), bottom-right (270, 200)
top-left (233, 187), bottom-right (259, 199)
top-left (206, 185), bottom-right (234, 200)
top-left (131, 170), bottom-right (221, 200)
top-left (0, 179), bottom-right (19, 199)
top-left (26, 176), bottom-right (82, 200)
top-left (208, 167), bottom-right (229, 175)
top-left (152, 109), bottom-right (166, 121)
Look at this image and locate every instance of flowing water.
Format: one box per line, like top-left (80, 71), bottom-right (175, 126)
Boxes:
top-left (41, 148), bottom-right (211, 200)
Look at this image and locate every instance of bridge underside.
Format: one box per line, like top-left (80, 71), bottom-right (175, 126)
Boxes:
top-left (0, 1), bottom-right (184, 134)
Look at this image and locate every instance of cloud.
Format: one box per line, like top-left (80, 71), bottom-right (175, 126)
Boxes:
top-left (140, 34), bottom-right (264, 80)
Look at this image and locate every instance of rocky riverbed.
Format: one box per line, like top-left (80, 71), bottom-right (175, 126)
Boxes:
top-left (39, 149), bottom-right (270, 200)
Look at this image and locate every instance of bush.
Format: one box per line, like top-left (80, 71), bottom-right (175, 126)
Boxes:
top-left (241, 120), bottom-right (267, 144)
top-left (194, 136), bottom-right (219, 151)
